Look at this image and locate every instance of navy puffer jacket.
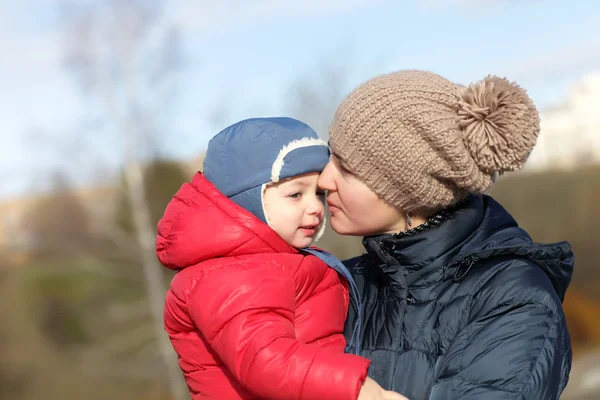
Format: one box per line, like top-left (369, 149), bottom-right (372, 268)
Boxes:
top-left (343, 195), bottom-right (573, 400)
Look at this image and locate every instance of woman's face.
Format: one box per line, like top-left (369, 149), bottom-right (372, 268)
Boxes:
top-left (318, 154), bottom-right (406, 236)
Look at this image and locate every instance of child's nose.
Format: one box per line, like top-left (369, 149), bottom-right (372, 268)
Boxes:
top-left (307, 196), bottom-right (324, 215)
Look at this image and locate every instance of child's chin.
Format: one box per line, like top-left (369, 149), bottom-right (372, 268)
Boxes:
top-left (290, 237), bottom-right (313, 249)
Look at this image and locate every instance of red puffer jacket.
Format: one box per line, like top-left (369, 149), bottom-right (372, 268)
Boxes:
top-left (156, 173), bottom-right (370, 400)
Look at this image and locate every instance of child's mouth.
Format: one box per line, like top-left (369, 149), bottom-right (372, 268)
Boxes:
top-left (299, 225), bottom-right (318, 235)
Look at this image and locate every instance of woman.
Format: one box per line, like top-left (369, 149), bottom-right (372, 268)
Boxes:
top-left (318, 70), bottom-right (574, 400)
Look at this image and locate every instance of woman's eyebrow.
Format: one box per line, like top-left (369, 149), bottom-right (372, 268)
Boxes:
top-left (331, 153), bottom-right (349, 168)
top-left (327, 148), bottom-right (350, 169)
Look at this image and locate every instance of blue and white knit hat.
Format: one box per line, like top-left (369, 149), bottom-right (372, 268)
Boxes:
top-left (203, 117), bottom-right (330, 241)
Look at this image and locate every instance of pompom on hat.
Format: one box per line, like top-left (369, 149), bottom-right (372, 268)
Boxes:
top-left (329, 70), bottom-right (540, 215)
top-left (458, 75), bottom-right (539, 174)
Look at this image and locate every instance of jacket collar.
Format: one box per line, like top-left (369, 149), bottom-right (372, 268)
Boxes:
top-left (360, 195), bottom-right (573, 301)
top-left (362, 195), bottom-right (485, 288)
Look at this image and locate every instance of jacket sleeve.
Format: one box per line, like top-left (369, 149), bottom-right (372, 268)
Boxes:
top-left (429, 270), bottom-right (571, 400)
top-left (187, 260), bottom-right (370, 400)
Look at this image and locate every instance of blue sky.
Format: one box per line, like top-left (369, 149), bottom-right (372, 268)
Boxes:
top-left (2, 0), bottom-right (600, 198)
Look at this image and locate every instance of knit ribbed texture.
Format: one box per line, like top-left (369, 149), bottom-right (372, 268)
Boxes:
top-left (329, 70), bottom-right (540, 215)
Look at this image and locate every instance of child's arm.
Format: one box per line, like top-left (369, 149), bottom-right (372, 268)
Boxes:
top-left (187, 260), bottom-right (370, 400)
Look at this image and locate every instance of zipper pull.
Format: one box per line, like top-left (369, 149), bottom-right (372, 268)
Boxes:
top-left (454, 255), bottom-right (479, 282)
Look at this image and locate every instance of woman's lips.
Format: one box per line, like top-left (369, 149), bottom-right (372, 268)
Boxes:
top-left (327, 202), bottom-right (341, 212)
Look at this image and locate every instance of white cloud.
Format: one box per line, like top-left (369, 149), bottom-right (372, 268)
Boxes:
top-left (527, 70), bottom-right (600, 170)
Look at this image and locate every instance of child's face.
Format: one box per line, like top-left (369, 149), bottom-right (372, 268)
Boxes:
top-left (263, 172), bottom-right (325, 248)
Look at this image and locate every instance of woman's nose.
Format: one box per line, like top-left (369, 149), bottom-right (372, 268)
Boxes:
top-left (317, 161), bottom-right (336, 191)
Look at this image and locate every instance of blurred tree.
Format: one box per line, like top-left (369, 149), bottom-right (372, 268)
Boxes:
top-left (0, 332), bottom-right (26, 399)
top-left (38, 295), bottom-right (89, 350)
top-left (115, 158), bottom-right (189, 235)
top-left (0, 272), bottom-right (26, 399)
top-left (562, 289), bottom-right (600, 355)
top-left (59, 0), bottom-right (188, 397)
top-left (0, 266), bottom-right (158, 400)
top-left (287, 66), bottom-right (349, 139)
top-left (490, 165), bottom-right (600, 298)
top-left (21, 172), bottom-right (92, 259)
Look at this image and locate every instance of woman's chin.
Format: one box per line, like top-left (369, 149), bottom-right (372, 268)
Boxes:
top-left (329, 217), bottom-right (358, 236)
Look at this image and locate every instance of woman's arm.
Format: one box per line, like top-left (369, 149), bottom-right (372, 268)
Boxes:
top-left (429, 264), bottom-right (571, 400)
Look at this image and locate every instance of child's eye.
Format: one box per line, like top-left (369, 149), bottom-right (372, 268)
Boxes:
top-left (289, 192), bottom-right (301, 199)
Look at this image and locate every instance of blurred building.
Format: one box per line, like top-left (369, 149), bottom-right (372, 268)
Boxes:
top-left (528, 71), bottom-right (600, 171)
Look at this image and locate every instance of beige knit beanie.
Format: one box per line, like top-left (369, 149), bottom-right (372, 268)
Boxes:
top-left (329, 70), bottom-right (540, 215)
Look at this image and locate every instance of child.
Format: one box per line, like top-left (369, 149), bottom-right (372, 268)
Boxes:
top-left (156, 117), bottom-right (405, 400)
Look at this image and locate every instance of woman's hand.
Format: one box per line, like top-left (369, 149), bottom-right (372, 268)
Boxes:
top-left (358, 377), bottom-right (409, 400)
